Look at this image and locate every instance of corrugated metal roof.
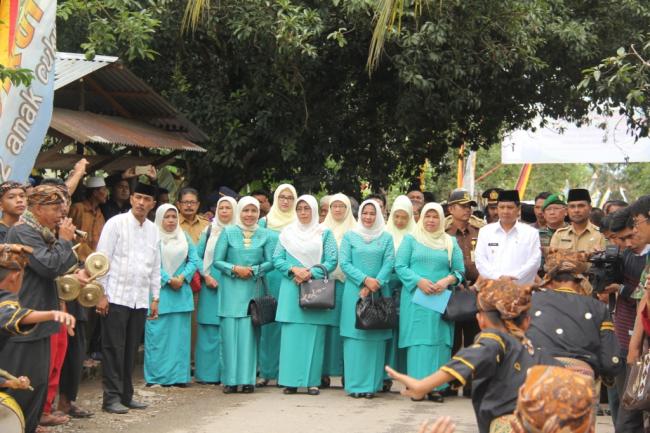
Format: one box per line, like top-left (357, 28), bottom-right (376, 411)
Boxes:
top-left (50, 108), bottom-right (206, 152)
top-left (54, 52), bottom-right (209, 142)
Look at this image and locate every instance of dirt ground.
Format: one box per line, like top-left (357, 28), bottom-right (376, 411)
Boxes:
top-left (47, 373), bottom-right (616, 433)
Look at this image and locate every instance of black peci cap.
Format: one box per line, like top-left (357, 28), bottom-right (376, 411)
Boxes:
top-left (133, 182), bottom-right (157, 198)
top-left (567, 188), bottom-right (591, 203)
top-left (497, 189), bottom-right (521, 205)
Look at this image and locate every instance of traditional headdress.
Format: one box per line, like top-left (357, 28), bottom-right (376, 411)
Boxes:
top-left (541, 249), bottom-right (593, 295)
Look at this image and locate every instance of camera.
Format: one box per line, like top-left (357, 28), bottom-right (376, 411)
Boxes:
top-left (588, 245), bottom-right (624, 293)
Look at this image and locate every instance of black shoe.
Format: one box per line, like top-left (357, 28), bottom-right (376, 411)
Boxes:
top-left (283, 387), bottom-right (298, 395)
top-left (223, 385), bottom-right (238, 394)
top-left (364, 393), bottom-right (375, 399)
top-left (381, 380), bottom-right (392, 393)
top-left (349, 393), bottom-right (362, 398)
top-left (320, 376), bottom-right (331, 388)
top-left (102, 402), bottom-right (129, 414)
top-left (242, 385), bottom-right (254, 393)
top-left (427, 392), bottom-right (444, 403)
top-left (307, 387), bottom-right (320, 396)
top-left (123, 400), bottom-right (148, 410)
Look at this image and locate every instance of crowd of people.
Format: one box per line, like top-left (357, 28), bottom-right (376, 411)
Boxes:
top-left (0, 158), bottom-right (649, 433)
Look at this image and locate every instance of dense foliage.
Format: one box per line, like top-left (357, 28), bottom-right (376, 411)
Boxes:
top-left (55, 0), bottom-right (650, 196)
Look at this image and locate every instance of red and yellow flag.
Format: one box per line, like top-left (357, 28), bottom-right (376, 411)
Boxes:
top-left (514, 163), bottom-right (533, 200)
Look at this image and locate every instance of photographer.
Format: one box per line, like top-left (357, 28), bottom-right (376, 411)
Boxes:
top-left (602, 208), bottom-right (646, 432)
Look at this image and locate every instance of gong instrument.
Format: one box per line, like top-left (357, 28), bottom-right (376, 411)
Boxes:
top-left (56, 251), bottom-right (110, 307)
top-left (0, 392), bottom-right (24, 433)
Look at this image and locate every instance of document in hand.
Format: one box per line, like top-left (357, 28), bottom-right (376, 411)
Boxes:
top-left (412, 288), bottom-right (452, 314)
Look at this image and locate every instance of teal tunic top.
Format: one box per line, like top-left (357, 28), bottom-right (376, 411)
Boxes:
top-left (213, 225), bottom-right (274, 318)
top-left (158, 233), bottom-right (201, 315)
top-left (273, 229), bottom-right (339, 326)
top-left (196, 228), bottom-right (222, 325)
top-left (395, 234), bottom-right (465, 348)
top-left (339, 231), bottom-right (395, 341)
top-left (258, 218), bottom-right (283, 297)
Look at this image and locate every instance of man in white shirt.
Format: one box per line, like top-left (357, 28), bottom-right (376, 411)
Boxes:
top-left (95, 182), bottom-right (160, 414)
top-left (475, 189), bottom-right (541, 284)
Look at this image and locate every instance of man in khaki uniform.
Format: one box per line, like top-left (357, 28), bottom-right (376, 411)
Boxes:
top-left (550, 188), bottom-right (606, 253)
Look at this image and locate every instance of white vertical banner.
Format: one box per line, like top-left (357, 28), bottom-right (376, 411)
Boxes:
top-left (0, 0), bottom-right (57, 182)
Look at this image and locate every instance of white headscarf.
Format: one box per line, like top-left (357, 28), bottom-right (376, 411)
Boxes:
top-left (265, 183), bottom-right (297, 231)
top-left (155, 204), bottom-right (189, 277)
top-left (202, 196), bottom-right (237, 274)
top-left (321, 193), bottom-right (356, 246)
top-left (235, 196), bottom-right (260, 231)
top-left (279, 195), bottom-right (324, 268)
top-left (352, 199), bottom-right (386, 243)
top-left (413, 202), bottom-right (454, 263)
top-left (386, 195), bottom-right (416, 250)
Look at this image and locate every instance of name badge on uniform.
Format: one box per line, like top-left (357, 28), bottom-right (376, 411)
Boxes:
top-left (560, 239), bottom-right (572, 242)
top-left (488, 243), bottom-right (499, 246)
top-left (471, 238), bottom-right (478, 262)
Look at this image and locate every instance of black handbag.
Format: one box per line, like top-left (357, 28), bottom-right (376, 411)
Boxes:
top-left (442, 286), bottom-right (478, 322)
top-left (355, 292), bottom-right (397, 330)
top-left (248, 277), bottom-right (277, 326)
top-left (299, 264), bottom-right (336, 309)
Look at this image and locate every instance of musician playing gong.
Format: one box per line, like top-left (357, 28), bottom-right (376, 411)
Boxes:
top-left (0, 185), bottom-right (87, 433)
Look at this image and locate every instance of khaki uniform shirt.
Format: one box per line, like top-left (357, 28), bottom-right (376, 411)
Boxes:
top-left (549, 222), bottom-right (606, 253)
top-left (179, 214), bottom-right (209, 244)
top-left (446, 222), bottom-right (480, 284)
top-left (69, 200), bottom-right (106, 262)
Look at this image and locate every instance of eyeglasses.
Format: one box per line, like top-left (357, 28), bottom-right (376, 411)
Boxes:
top-left (278, 195), bottom-right (294, 201)
top-left (331, 204), bottom-right (347, 210)
top-left (179, 200), bottom-right (198, 206)
top-left (296, 206), bottom-right (311, 212)
top-left (633, 217), bottom-right (649, 228)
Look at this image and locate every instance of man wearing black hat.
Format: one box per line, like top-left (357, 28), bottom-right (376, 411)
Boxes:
top-left (475, 190), bottom-right (541, 284)
top-left (481, 188), bottom-right (503, 224)
top-left (550, 188), bottom-right (606, 253)
top-left (95, 183), bottom-right (161, 414)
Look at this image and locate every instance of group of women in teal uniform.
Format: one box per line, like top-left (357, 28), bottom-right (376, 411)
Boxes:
top-left (143, 186), bottom-right (465, 400)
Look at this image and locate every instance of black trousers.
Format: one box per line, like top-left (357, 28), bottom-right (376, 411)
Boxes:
top-left (59, 321), bottom-right (87, 402)
top-left (101, 303), bottom-right (146, 406)
top-left (0, 337), bottom-right (50, 433)
top-left (452, 318), bottom-right (480, 353)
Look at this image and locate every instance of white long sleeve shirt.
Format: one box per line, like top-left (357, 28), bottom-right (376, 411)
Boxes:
top-left (96, 210), bottom-right (161, 309)
top-left (475, 221), bottom-right (541, 284)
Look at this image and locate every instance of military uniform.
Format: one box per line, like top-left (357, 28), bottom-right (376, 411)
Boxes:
top-left (549, 222), bottom-right (606, 253)
top-left (441, 328), bottom-right (558, 433)
top-left (527, 287), bottom-right (623, 378)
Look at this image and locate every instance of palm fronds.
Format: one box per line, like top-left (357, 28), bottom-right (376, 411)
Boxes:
top-left (182, 0), bottom-right (211, 34)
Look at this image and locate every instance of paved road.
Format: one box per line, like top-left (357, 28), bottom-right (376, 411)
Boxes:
top-left (53, 377), bottom-right (615, 433)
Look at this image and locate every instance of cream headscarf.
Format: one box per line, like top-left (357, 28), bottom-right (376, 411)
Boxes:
top-left (155, 204), bottom-right (189, 277)
top-left (386, 195), bottom-right (416, 250)
top-left (265, 183), bottom-right (297, 231)
top-left (321, 193), bottom-right (356, 246)
top-left (279, 195), bottom-right (324, 268)
top-left (413, 202), bottom-right (454, 263)
top-left (352, 200), bottom-right (386, 243)
top-left (235, 196), bottom-right (260, 231)
top-left (202, 196), bottom-right (237, 274)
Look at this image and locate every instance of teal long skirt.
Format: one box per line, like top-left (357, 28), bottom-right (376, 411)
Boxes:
top-left (220, 317), bottom-right (257, 386)
top-left (322, 325), bottom-right (344, 376)
top-left (144, 312), bottom-right (191, 385)
top-left (259, 269), bottom-right (282, 380)
top-left (194, 323), bottom-right (222, 383)
top-left (278, 323), bottom-right (326, 388)
top-left (384, 329), bottom-right (407, 379)
top-left (406, 344), bottom-right (451, 390)
top-left (342, 337), bottom-right (386, 394)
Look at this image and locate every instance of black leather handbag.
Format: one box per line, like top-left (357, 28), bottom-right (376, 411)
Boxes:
top-left (248, 277), bottom-right (277, 326)
top-left (442, 286), bottom-right (477, 322)
top-left (355, 292), bottom-right (397, 330)
top-left (299, 264), bottom-right (336, 309)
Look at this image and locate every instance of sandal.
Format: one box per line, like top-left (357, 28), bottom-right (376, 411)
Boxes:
top-left (283, 387), bottom-right (297, 395)
top-left (256, 378), bottom-right (270, 387)
top-left (427, 392), bottom-right (444, 403)
top-left (307, 387), bottom-right (320, 396)
top-left (68, 404), bottom-right (94, 418)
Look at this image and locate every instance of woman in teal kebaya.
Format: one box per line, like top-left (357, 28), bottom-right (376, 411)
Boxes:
top-left (257, 183), bottom-right (297, 386)
top-left (213, 196), bottom-right (274, 393)
top-left (339, 200), bottom-right (395, 398)
top-left (194, 196), bottom-right (237, 384)
top-left (395, 202), bottom-right (464, 402)
top-left (319, 193), bottom-right (356, 386)
top-left (145, 204), bottom-right (201, 386)
top-left (273, 195), bottom-right (338, 395)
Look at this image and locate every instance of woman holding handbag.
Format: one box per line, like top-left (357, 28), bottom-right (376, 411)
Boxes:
top-left (257, 183), bottom-right (298, 387)
top-left (273, 195), bottom-right (338, 395)
top-left (320, 193), bottom-right (356, 387)
top-left (339, 200), bottom-right (395, 398)
top-left (194, 196), bottom-right (237, 384)
top-left (213, 196), bottom-right (274, 393)
top-left (395, 202), bottom-right (464, 402)
top-left (145, 204), bottom-right (201, 386)
top-left (384, 195), bottom-right (416, 387)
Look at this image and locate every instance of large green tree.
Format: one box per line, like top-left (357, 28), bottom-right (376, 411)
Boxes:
top-left (57, 0), bottom-right (650, 196)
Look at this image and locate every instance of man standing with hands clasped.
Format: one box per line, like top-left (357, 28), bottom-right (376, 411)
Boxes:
top-left (95, 183), bottom-right (161, 414)
top-left (475, 190), bottom-right (541, 284)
